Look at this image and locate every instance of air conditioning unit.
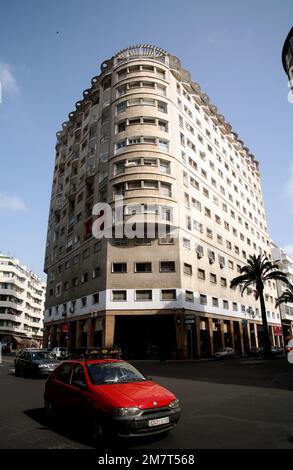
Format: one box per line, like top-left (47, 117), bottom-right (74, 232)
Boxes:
top-left (196, 252), bottom-right (203, 259)
top-left (209, 257), bottom-right (215, 264)
top-left (219, 262), bottom-right (225, 269)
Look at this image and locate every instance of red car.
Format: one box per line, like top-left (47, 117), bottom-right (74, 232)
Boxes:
top-left (44, 358), bottom-right (181, 443)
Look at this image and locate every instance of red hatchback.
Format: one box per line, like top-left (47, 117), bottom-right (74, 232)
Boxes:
top-left (44, 359), bottom-right (181, 442)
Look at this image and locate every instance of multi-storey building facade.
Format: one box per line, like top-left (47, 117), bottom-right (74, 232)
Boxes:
top-left (0, 253), bottom-right (45, 350)
top-left (271, 241), bottom-right (293, 341)
top-left (282, 26), bottom-right (293, 89)
top-left (44, 45), bottom-right (281, 358)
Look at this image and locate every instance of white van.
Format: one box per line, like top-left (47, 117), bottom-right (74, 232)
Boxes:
top-left (51, 347), bottom-right (67, 359)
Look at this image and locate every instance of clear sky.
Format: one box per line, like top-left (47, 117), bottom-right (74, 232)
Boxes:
top-left (0, 0), bottom-right (292, 278)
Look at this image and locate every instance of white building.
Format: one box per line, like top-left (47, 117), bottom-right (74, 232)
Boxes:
top-left (271, 241), bottom-right (293, 341)
top-left (44, 45), bottom-right (281, 358)
top-left (0, 253), bottom-right (46, 350)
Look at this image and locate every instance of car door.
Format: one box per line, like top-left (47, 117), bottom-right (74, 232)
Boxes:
top-left (51, 362), bottom-right (74, 413)
top-left (67, 364), bottom-right (92, 419)
top-left (22, 352), bottom-right (31, 375)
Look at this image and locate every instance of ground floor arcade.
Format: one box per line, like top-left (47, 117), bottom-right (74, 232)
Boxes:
top-left (43, 309), bottom-right (284, 359)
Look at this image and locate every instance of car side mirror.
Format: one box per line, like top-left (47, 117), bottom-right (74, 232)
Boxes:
top-left (72, 380), bottom-right (87, 391)
top-left (146, 376), bottom-right (152, 381)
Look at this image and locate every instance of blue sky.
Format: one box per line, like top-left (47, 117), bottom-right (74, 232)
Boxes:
top-left (0, 0), bottom-right (292, 278)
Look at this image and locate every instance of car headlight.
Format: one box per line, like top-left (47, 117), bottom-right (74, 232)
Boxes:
top-left (169, 399), bottom-right (180, 409)
top-left (112, 407), bottom-right (141, 416)
top-left (38, 364), bottom-right (48, 368)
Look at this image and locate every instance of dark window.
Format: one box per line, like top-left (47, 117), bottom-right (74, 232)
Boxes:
top-left (112, 263), bottom-right (127, 273)
top-left (71, 364), bottom-right (86, 386)
top-left (135, 262), bottom-right (152, 273)
top-left (55, 363), bottom-right (73, 384)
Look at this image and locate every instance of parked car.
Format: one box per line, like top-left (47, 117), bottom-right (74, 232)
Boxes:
top-left (271, 346), bottom-right (285, 357)
top-left (286, 339), bottom-right (293, 364)
top-left (214, 347), bottom-right (235, 360)
top-left (14, 349), bottom-right (58, 377)
top-left (51, 347), bottom-right (68, 359)
top-left (248, 346), bottom-right (263, 357)
top-left (44, 358), bottom-right (181, 443)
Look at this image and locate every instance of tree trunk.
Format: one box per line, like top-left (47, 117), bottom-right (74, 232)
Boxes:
top-left (259, 289), bottom-right (272, 359)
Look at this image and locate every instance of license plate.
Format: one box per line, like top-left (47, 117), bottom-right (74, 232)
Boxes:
top-left (148, 417), bottom-right (170, 427)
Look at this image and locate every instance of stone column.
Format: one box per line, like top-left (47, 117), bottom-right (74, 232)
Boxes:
top-left (43, 327), bottom-right (49, 348)
top-left (238, 321), bottom-right (245, 356)
top-left (271, 326), bottom-right (276, 346)
top-left (104, 315), bottom-right (115, 348)
top-left (229, 320), bottom-right (235, 351)
top-left (194, 316), bottom-right (201, 358)
top-left (50, 324), bottom-right (57, 347)
top-left (175, 314), bottom-right (187, 359)
top-left (76, 320), bottom-right (83, 348)
top-left (87, 318), bottom-right (95, 348)
top-left (253, 323), bottom-right (259, 348)
top-left (220, 319), bottom-right (225, 348)
top-left (67, 322), bottom-right (73, 352)
top-left (208, 317), bottom-right (214, 356)
top-left (247, 322), bottom-right (252, 350)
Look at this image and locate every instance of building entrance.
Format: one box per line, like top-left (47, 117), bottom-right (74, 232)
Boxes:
top-left (114, 314), bottom-right (177, 360)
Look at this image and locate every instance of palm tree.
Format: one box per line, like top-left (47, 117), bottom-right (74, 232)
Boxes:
top-left (276, 282), bottom-right (293, 308)
top-left (230, 254), bottom-right (288, 359)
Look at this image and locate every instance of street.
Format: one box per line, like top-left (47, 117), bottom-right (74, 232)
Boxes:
top-left (1, 355), bottom-right (293, 449)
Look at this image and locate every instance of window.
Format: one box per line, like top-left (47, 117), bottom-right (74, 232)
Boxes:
top-left (223, 300), bottom-right (229, 310)
top-left (135, 262), bottom-right (152, 273)
top-left (198, 269), bottom-right (205, 280)
top-left (200, 294), bottom-right (207, 305)
top-left (160, 261), bottom-right (175, 272)
top-left (112, 262), bottom-right (127, 273)
top-left (112, 290), bottom-right (127, 301)
top-left (161, 289), bottom-right (176, 301)
top-left (210, 273), bottom-right (217, 284)
top-left (221, 277), bottom-right (227, 288)
top-left (92, 293), bottom-right (100, 304)
top-left (136, 290), bottom-right (152, 301)
top-left (184, 263), bottom-right (192, 275)
top-left (93, 267), bottom-right (101, 278)
top-left (81, 297), bottom-right (87, 307)
top-left (232, 302), bottom-right (238, 311)
top-left (56, 363), bottom-right (72, 384)
top-left (185, 290), bottom-right (194, 302)
top-left (157, 101), bottom-right (167, 113)
top-left (71, 364), bottom-right (86, 386)
top-left (81, 272), bottom-right (88, 283)
top-left (212, 297), bottom-right (219, 307)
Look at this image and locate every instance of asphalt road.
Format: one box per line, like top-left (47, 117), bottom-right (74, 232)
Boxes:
top-left (1, 355), bottom-right (293, 449)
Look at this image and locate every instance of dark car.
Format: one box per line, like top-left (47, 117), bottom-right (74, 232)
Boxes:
top-left (14, 349), bottom-right (59, 377)
top-left (44, 358), bottom-right (181, 444)
top-left (248, 346), bottom-right (263, 357)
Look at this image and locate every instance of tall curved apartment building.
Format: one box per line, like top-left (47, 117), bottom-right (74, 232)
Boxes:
top-left (44, 45), bottom-right (282, 358)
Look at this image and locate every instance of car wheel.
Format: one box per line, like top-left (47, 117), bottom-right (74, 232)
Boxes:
top-left (14, 365), bottom-right (20, 376)
top-left (44, 398), bottom-right (55, 422)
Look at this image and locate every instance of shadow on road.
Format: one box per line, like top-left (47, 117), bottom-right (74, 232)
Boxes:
top-left (23, 408), bottom-right (169, 449)
top-left (130, 357), bottom-right (293, 392)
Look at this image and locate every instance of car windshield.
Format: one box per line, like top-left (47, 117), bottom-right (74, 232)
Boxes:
top-left (30, 351), bottom-right (51, 360)
top-left (87, 362), bottom-right (147, 385)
